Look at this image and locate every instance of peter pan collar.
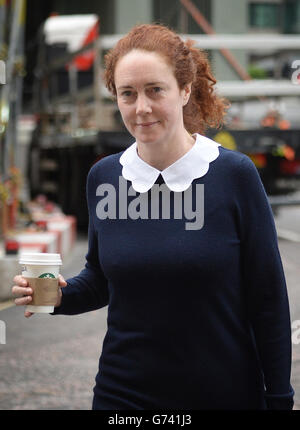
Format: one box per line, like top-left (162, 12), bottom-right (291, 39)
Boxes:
top-left (119, 133), bottom-right (220, 193)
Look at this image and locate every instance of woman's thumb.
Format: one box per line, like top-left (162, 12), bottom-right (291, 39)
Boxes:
top-left (58, 274), bottom-right (67, 287)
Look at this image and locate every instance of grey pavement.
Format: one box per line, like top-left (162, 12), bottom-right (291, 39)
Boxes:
top-left (274, 202), bottom-right (300, 410)
top-left (0, 234), bottom-right (108, 410)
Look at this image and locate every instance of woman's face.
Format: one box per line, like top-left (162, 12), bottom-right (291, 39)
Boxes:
top-left (114, 49), bottom-right (191, 146)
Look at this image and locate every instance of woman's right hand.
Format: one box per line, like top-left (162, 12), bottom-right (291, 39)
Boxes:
top-left (12, 274), bottom-right (67, 318)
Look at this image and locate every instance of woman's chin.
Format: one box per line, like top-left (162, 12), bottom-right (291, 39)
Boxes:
top-left (135, 131), bottom-right (164, 146)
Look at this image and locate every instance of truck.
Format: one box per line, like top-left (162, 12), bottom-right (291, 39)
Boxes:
top-left (28, 15), bottom-right (300, 230)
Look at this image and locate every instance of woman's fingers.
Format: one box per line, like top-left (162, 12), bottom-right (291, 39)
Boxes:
top-left (58, 274), bottom-right (67, 287)
top-left (14, 295), bottom-right (33, 305)
top-left (24, 311), bottom-right (33, 318)
top-left (12, 285), bottom-right (32, 297)
top-left (13, 275), bottom-right (28, 287)
top-left (12, 280), bottom-right (33, 308)
top-left (12, 275), bottom-right (29, 300)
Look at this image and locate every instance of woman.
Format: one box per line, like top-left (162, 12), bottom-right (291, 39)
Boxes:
top-left (12, 24), bottom-right (294, 410)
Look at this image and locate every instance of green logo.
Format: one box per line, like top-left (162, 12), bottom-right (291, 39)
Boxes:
top-left (38, 273), bottom-right (55, 279)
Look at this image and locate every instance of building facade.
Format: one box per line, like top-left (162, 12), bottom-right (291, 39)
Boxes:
top-left (44, 0), bottom-right (300, 81)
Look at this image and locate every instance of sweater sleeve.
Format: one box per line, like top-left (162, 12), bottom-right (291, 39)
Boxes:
top-left (52, 167), bottom-right (109, 315)
top-left (236, 155), bottom-right (294, 410)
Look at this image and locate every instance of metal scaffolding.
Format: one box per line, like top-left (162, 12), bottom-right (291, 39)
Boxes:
top-left (0, 0), bottom-right (26, 238)
top-left (0, 0), bottom-right (26, 178)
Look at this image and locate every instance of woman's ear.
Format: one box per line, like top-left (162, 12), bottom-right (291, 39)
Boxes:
top-left (182, 83), bottom-right (192, 106)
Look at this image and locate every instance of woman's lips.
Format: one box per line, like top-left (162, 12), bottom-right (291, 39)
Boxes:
top-left (136, 121), bottom-right (159, 127)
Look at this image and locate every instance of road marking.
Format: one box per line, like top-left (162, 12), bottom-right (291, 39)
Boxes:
top-left (277, 228), bottom-right (300, 243)
top-left (0, 300), bottom-right (15, 312)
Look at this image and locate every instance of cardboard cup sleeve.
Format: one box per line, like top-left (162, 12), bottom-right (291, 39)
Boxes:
top-left (24, 277), bottom-right (59, 306)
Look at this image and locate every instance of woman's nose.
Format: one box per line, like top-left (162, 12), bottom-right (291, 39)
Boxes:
top-left (136, 94), bottom-right (152, 115)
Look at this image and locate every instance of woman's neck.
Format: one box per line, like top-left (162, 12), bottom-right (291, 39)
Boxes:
top-left (136, 129), bottom-right (195, 171)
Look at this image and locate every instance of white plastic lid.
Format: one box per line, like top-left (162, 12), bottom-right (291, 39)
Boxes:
top-left (19, 252), bottom-right (62, 266)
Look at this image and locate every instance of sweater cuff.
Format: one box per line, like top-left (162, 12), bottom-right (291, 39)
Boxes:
top-left (264, 387), bottom-right (294, 410)
top-left (50, 285), bottom-right (67, 315)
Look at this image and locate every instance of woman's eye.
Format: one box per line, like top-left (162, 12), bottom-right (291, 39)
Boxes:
top-left (153, 87), bottom-right (162, 93)
top-left (146, 87), bottom-right (163, 97)
top-left (119, 91), bottom-right (136, 102)
top-left (122, 91), bottom-right (132, 97)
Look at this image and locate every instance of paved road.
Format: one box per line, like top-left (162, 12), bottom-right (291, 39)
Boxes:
top-left (0, 234), bottom-right (106, 410)
top-left (1, 203), bottom-right (300, 410)
top-left (274, 203), bottom-right (300, 410)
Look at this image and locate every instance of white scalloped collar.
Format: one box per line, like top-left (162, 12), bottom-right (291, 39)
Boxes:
top-left (119, 133), bottom-right (220, 193)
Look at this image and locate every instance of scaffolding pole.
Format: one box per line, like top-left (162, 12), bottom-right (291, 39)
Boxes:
top-left (179, 0), bottom-right (252, 81)
top-left (1, 0), bottom-right (26, 176)
top-left (0, 0), bottom-right (7, 177)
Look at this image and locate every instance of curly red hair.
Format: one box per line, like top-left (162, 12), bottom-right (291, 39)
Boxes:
top-left (104, 24), bottom-right (229, 134)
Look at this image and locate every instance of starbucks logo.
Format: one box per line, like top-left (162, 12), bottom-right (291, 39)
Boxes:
top-left (38, 273), bottom-right (56, 279)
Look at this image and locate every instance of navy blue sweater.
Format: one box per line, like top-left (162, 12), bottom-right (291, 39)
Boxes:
top-left (53, 146), bottom-right (294, 410)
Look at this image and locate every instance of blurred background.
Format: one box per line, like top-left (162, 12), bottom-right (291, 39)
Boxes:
top-left (0, 0), bottom-right (300, 241)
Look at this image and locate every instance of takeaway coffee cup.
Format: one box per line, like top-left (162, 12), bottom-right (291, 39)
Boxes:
top-left (19, 252), bottom-right (62, 313)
